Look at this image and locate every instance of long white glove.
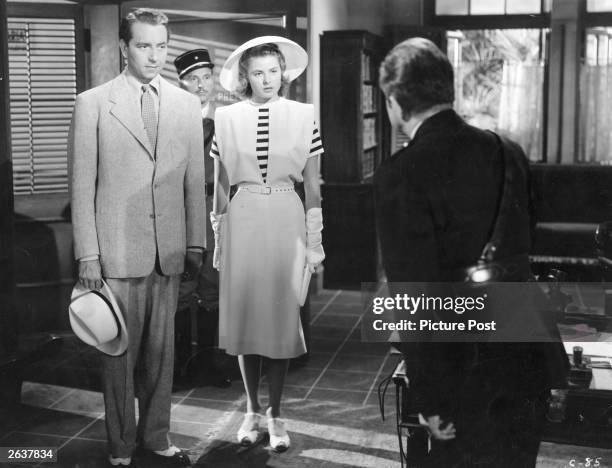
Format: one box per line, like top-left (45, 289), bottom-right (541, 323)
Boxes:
top-left (306, 207), bottom-right (325, 273)
top-left (209, 211), bottom-right (225, 271)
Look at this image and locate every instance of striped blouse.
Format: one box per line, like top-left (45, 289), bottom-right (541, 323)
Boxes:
top-left (210, 107), bottom-right (324, 184)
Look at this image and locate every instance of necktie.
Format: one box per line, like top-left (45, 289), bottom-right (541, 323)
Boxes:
top-left (141, 84), bottom-right (158, 154)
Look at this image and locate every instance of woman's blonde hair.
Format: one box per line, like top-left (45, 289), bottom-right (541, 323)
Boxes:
top-left (235, 43), bottom-right (291, 98)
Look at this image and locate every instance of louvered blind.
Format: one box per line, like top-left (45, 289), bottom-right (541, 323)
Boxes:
top-left (8, 17), bottom-right (76, 195)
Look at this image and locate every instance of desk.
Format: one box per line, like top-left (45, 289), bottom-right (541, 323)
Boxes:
top-left (543, 340), bottom-right (612, 448)
top-left (563, 341), bottom-right (612, 391)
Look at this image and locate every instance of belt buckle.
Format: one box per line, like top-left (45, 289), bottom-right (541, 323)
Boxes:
top-left (262, 186), bottom-right (272, 195)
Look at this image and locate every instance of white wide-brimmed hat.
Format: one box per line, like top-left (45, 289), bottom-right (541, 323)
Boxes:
top-left (69, 280), bottom-right (128, 356)
top-left (219, 35), bottom-right (308, 92)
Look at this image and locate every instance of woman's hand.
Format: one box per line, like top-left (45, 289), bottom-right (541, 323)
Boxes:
top-left (306, 207), bottom-right (325, 271)
top-left (210, 212), bottom-right (225, 270)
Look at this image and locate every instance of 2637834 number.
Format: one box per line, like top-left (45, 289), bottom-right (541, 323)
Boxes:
top-left (0, 447), bottom-right (57, 463)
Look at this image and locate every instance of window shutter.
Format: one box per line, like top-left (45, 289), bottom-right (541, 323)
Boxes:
top-left (8, 17), bottom-right (76, 195)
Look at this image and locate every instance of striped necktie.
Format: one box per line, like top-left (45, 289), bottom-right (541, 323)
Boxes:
top-left (141, 84), bottom-right (158, 154)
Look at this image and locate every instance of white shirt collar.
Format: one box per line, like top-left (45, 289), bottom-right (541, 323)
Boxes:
top-left (201, 102), bottom-right (210, 118)
top-left (123, 68), bottom-right (160, 96)
top-left (410, 119), bottom-right (425, 141)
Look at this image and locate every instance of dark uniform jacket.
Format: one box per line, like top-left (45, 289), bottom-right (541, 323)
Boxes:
top-left (203, 104), bottom-right (215, 187)
top-left (373, 110), bottom-right (567, 440)
top-left (178, 105), bottom-right (217, 311)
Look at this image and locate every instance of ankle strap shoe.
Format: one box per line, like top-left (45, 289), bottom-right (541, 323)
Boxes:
top-left (237, 412), bottom-right (261, 446)
top-left (266, 408), bottom-right (290, 452)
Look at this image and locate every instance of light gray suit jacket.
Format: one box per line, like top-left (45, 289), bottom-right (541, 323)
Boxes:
top-left (69, 72), bottom-right (205, 278)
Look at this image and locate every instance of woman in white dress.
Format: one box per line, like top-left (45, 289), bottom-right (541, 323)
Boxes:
top-left (210, 36), bottom-right (325, 452)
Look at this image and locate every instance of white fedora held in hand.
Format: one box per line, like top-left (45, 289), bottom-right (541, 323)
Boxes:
top-left (69, 280), bottom-right (128, 356)
top-left (219, 35), bottom-right (308, 92)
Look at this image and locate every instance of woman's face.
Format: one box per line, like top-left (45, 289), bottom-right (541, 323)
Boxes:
top-left (247, 54), bottom-right (282, 103)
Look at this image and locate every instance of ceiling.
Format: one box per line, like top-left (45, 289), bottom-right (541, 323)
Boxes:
top-left (7, 0), bottom-right (307, 17)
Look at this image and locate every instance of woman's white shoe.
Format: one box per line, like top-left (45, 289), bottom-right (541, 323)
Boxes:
top-left (266, 407), bottom-right (290, 452)
top-left (237, 412), bottom-right (261, 446)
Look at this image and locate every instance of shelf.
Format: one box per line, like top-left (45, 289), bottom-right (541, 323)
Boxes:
top-left (320, 30), bottom-right (388, 289)
top-left (321, 30), bottom-right (387, 183)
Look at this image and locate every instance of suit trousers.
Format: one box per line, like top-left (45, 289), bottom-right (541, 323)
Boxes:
top-left (198, 195), bottom-right (219, 308)
top-left (102, 271), bottom-right (180, 457)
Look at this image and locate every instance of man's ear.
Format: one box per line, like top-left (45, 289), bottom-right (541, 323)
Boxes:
top-left (119, 39), bottom-right (128, 59)
top-left (388, 95), bottom-right (405, 122)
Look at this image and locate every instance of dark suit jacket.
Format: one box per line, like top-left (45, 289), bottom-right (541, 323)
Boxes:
top-left (373, 109), bottom-right (567, 419)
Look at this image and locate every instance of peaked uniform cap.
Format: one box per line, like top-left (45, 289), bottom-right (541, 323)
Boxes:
top-left (174, 48), bottom-right (214, 78)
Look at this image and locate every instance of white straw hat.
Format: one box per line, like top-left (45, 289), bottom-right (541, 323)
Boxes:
top-left (219, 35), bottom-right (308, 92)
top-left (69, 280), bottom-right (128, 356)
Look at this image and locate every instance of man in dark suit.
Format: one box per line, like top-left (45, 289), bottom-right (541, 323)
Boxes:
top-left (373, 37), bottom-right (567, 467)
top-left (174, 49), bottom-right (231, 388)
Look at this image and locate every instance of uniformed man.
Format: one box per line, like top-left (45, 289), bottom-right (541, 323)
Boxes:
top-left (174, 48), bottom-right (231, 388)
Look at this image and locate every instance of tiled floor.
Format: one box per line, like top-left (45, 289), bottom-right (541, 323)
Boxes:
top-left (1, 289), bottom-right (612, 467)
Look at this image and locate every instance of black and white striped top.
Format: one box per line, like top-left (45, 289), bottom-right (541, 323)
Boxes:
top-left (311, 124), bottom-right (323, 157)
top-left (257, 107), bottom-right (270, 182)
top-left (210, 108), bottom-right (324, 182)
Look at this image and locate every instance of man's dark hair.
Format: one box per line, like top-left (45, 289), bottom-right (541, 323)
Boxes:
top-left (379, 37), bottom-right (454, 118)
top-left (119, 8), bottom-right (170, 44)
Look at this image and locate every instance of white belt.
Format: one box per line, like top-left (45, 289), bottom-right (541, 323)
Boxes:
top-left (237, 184), bottom-right (294, 195)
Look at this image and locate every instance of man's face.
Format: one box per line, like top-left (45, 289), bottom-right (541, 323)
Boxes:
top-left (120, 21), bottom-right (168, 83)
top-left (180, 67), bottom-right (214, 105)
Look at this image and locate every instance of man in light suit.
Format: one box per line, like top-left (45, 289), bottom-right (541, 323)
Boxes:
top-left (173, 49), bottom-right (231, 388)
top-left (69, 8), bottom-right (204, 467)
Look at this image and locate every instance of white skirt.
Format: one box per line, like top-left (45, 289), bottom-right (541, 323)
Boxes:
top-left (218, 187), bottom-right (307, 358)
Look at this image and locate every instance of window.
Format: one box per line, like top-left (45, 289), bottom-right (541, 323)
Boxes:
top-left (448, 28), bottom-right (547, 161)
top-left (429, 1), bottom-right (551, 161)
top-left (587, 0), bottom-right (612, 12)
top-left (436, 0), bottom-right (551, 16)
top-left (8, 17), bottom-right (77, 195)
top-left (433, 0), bottom-right (612, 163)
top-left (579, 28), bottom-right (612, 162)
top-left (580, 2), bottom-right (612, 163)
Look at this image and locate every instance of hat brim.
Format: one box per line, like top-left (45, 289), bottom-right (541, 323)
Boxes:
top-left (219, 36), bottom-right (308, 92)
top-left (69, 280), bottom-right (128, 356)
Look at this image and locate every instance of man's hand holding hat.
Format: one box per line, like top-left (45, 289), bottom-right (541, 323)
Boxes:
top-left (79, 258), bottom-right (103, 290)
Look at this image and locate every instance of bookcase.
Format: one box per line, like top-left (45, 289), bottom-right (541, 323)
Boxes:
top-left (320, 30), bottom-right (389, 289)
top-left (321, 30), bottom-right (387, 183)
